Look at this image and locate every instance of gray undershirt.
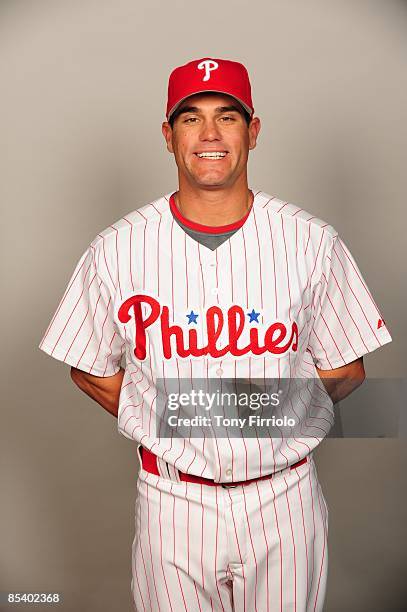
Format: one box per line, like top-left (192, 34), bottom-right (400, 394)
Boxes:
top-left (172, 213), bottom-right (239, 250)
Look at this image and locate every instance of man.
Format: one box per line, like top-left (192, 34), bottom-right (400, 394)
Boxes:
top-left (39, 57), bottom-right (392, 611)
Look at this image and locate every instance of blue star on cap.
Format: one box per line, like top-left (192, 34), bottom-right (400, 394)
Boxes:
top-left (247, 308), bottom-right (260, 323)
top-left (186, 310), bottom-right (198, 324)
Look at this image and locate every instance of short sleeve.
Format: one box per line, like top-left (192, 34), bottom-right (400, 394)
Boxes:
top-left (307, 234), bottom-right (392, 370)
top-left (39, 244), bottom-right (125, 376)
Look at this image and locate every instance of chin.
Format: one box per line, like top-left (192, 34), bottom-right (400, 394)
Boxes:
top-left (193, 173), bottom-right (231, 188)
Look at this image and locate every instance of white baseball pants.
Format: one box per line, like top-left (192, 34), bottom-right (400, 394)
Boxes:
top-left (131, 447), bottom-right (328, 612)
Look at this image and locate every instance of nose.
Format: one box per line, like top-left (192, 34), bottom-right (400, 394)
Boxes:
top-left (199, 118), bottom-right (221, 141)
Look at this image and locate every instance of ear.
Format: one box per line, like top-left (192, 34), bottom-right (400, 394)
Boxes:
top-left (248, 116), bottom-right (261, 150)
top-left (162, 121), bottom-right (174, 153)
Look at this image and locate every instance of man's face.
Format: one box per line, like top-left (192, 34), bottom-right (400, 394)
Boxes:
top-left (162, 93), bottom-right (261, 190)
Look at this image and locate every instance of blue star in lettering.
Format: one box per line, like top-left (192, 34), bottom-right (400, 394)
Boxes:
top-left (186, 310), bottom-right (198, 324)
top-left (247, 308), bottom-right (260, 323)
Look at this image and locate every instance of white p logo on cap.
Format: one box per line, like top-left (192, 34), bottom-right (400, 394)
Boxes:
top-left (197, 59), bottom-right (219, 82)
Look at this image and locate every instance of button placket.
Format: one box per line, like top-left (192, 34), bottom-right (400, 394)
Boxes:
top-left (205, 252), bottom-right (231, 363)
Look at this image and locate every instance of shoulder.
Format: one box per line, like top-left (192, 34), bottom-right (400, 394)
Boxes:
top-left (254, 189), bottom-right (339, 249)
top-left (85, 193), bottom-right (172, 292)
top-left (89, 192), bottom-right (172, 252)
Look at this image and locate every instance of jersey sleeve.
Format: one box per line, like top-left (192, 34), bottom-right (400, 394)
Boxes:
top-left (38, 242), bottom-right (125, 377)
top-left (307, 234), bottom-right (392, 370)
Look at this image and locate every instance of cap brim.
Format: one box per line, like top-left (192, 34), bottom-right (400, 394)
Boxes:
top-left (167, 90), bottom-right (253, 119)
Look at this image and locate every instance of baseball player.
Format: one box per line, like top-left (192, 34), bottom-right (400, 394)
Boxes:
top-left (39, 58), bottom-right (392, 611)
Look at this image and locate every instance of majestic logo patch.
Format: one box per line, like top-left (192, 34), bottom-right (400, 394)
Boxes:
top-left (197, 59), bottom-right (219, 82)
top-left (118, 294), bottom-right (299, 361)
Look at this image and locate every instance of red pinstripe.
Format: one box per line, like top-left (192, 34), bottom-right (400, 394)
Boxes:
top-left (269, 478), bottom-right (283, 612)
top-left (39, 252), bottom-right (89, 346)
top-left (328, 268), bottom-right (369, 351)
top-left (313, 483), bottom-right (328, 611)
top-left (295, 472), bottom-right (309, 597)
top-left (252, 206), bottom-right (263, 309)
top-left (307, 231), bottom-right (325, 297)
top-left (214, 486), bottom-right (227, 612)
top-left (242, 227), bottom-right (249, 309)
top-left (63, 276), bottom-right (97, 357)
top-left (135, 209), bottom-right (148, 289)
top-left (139, 489), bottom-right (154, 610)
top-left (172, 359), bottom-right (187, 469)
top-left (332, 241), bottom-right (381, 343)
top-left (266, 211), bottom-right (278, 317)
top-left (109, 225), bottom-right (122, 300)
top-left (255, 481), bottom-right (270, 612)
top-left (234, 361), bottom-right (249, 479)
top-left (228, 240), bottom-right (234, 302)
top-left (171, 483), bottom-right (188, 611)
top-left (134, 561), bottom-right (146, 612)
top-left (242, 486), bottom-right (259, 612)
top-left (146, 480), bottom-right (162, 611)
top-left (102, 332), bottom-right (116, 376)
top-left (75, 281), bottom-right (102, 363)
top-left (276, 201), bottom-right (288, 213)
top-left (158, 488), bottom-right (174, 612)
top-left (194, 581), bottom-right (203, 612)
top-left (261, 196), bottom-right (276, 208)
top-left (304, 223), bottom-right (311, 255)
top-left (338, 239), bottom-right (384, 317)
top-left (88, 303), bottom-right (111, 372)
top-left (157, 212), bottom-right (162, 296)
top-left (283, 475), bottom-right (297, 612)
top-left (186, 483), bottom-right (191, 575)
top-left (320, 271), bottom-right (359, 359)
top-left (248, 357), bottom-right (263, 478)
top-left (184, 233), bottom-right (189, 308)
top-left (281, 216), bottom-right (293, 318)
top-left (49, 260), bottom-right (93, 354)
top-left (101, 237), bottom-right (116, 289)
top-left (123, 217), bottom-right (135, 291)
top-left (171, 217), bottom-right (175, 316)
top-left (295, 217), bottom-right (298, 257)
top-left (307, 466), bottom-right (317, 601)
top-left (197, 243), bottom-right (206, 309)
top-left (316, 293), bottom-right (346, 363)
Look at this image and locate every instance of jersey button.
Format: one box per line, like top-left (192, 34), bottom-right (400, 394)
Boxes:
top-left (225, 468), bottom-right (233, 477)
top-left (216, 368), bottom-right (223, 376)
top-left (211, 287), bottom-right (218, 295)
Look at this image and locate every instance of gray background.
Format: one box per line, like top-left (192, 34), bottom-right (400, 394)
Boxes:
top-left (1, 0), bottom-right (406, 610)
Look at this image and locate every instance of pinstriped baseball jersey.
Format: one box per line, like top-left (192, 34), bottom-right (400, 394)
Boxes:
top-left (39, 189), bottom-right (392, 482)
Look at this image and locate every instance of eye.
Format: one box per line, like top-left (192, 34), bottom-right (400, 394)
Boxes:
top-left (220, 115), bottom-right (236, 122)
top-left (183, 117), bottom-right (198, 123)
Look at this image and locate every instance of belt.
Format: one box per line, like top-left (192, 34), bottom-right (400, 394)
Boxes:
top-left (139, 446), bottom-right (308, 488)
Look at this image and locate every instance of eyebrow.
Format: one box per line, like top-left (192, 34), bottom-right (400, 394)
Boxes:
top-left (176, 105), bottom-right (242, 116)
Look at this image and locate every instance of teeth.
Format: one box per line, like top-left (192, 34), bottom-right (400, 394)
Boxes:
top-left (197, 152), bottom-right (227, 158)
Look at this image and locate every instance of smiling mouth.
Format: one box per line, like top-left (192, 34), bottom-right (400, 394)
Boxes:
top-left (195, 152), bottom-right (228, 159)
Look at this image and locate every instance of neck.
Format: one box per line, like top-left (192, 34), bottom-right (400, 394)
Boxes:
top-left (175, 176), bottom-right (252, 227)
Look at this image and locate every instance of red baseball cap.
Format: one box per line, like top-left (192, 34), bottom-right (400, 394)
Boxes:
top-left (166, 57), bottom-right (254, 121)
